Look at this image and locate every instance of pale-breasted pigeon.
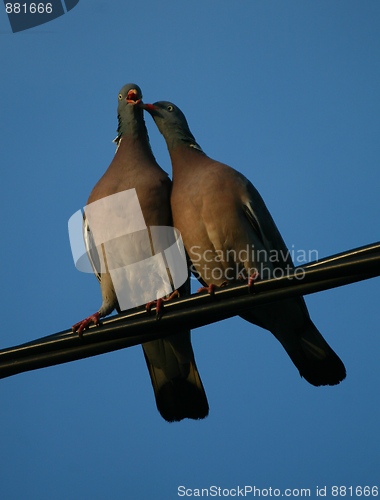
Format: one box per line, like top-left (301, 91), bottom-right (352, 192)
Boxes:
top-left (72, 86), bottom-right (208, 421)
top-left (143, 101), bottom-right (346, 387)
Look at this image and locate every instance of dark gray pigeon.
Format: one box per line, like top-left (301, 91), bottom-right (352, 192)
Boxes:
top-left (143, 100), bottom-right (346, 387)
top-left (72, 86), bottom-right (208, 421)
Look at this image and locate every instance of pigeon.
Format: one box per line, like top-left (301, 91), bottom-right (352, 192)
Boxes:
top-left (72, 86), bottom-right (208, 422)
top-left (143, 100), bottom-right (346, 387)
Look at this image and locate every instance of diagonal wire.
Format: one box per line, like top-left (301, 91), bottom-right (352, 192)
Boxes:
top-left (0, 242), bottom-right (379, 379)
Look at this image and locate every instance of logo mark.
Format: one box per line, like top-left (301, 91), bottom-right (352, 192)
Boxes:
top-left (68, 189), bottom-right (188, 311)
top-left (4, 0), bottom-right (80, 33)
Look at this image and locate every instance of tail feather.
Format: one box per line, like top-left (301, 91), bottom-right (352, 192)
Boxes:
top-left (240, 297), bottom-right (346, 387)
top-left (284, 326), bottom-right (346, 386)
top-left (142, 335), bottom-right (209, 422)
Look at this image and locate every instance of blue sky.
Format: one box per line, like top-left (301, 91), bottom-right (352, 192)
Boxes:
top-left (0, 1), bottom-right (379, 499)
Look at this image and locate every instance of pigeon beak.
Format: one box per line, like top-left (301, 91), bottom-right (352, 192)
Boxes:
top-left (142, 103), bottom-right (160, 116)
top-left (126, 89), bottom-right (141, 105)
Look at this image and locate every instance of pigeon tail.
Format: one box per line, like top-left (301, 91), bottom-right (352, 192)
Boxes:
top-left (143, 340), bottom-right (209, 422)
top-left (284, 320), bottom-right (346, 387)
top-left (240, 301), bottom-right (346, 387)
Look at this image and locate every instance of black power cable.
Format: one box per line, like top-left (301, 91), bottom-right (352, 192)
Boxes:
top-left (0, 242), bottom-right (379, 379)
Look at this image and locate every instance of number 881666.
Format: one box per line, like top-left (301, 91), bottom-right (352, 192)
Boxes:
top-left (331, 486), bottom-right (378, 496)
top-left (5, 3), bottom-right (53, 14)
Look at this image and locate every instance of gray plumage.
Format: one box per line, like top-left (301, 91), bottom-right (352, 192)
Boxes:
top-left (72, 86), bottom-right (208, 421)
top-left (144, 101), bottom-right (346, 387)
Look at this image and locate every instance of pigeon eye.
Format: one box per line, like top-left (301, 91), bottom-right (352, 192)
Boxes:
top-left (167, 105), bottom-right (174, 112)
top-left (118, 94), bottom-right (123, 100)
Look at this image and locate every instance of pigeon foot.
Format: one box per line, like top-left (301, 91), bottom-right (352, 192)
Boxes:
top-left (146, 290), bottom-right (180, 320)
top-left (72, 312), bottom-right (101, 336)
top-left (197, 281), bottom-right (228, 296)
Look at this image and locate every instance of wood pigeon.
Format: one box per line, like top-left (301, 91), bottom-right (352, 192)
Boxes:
top-left (143, 100), bottom-right (346, 387)
top-left (72, 86), bottom-right (209, 422)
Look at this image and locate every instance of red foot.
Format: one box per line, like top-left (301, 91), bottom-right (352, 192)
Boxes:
top-left (146, 290), bottom-right (180, 319)
top-left (197, 281), bottom-right (228, 296)
top-left (146, 298), bottom-right (165, 319)
top-left (72, 312), bottom-right (100, 336)
top-left (248, 271), bottom-right (259, 292)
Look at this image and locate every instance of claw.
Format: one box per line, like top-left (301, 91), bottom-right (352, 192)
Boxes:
top-left (197, 281), bottom-right (228, 296)
top-left (146, 298), bottom-right (164, 319)
top-left (72, 312), bottom-right (100, 336)
top-left (248, 271), bottom-right (259, 292)
top-left (146, 290), bottom-right (180, 320)
top-left (197, 283), bottom-right (217, 295)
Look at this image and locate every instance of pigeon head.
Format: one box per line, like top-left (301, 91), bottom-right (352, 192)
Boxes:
top-left (115, 83), bottom-right (145, 144)
top-left (143, 101), bottom-right (203, 152)
top-left (118, 83), bottom-right (142, 107)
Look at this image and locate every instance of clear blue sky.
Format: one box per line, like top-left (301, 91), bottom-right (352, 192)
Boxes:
top-left (1, 1), bottom-right (379, 499)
